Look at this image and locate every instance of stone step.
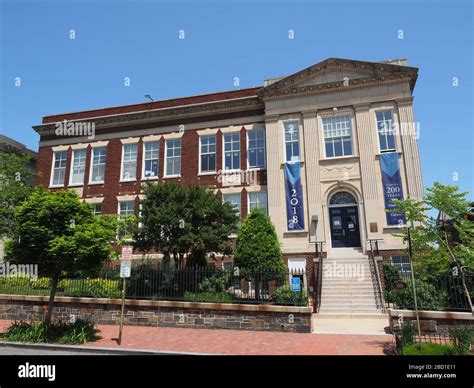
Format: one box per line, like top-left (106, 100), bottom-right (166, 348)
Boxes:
top-left (316, 313), bottom-right (387, 319)
top-left (321, 295), bottom-right (376, 302)
top-left (321, 292), bottom-right (376, 298)
top-left (320, 301), bottom-right (378, 308)
top-left (318, 307), bottom-right (381, 314)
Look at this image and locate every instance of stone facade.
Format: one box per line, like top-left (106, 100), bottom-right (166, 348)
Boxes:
top-left (0, 295), bottom-right (312, 333)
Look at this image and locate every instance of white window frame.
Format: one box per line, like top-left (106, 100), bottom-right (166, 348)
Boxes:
top-left (247, 129), bottom-right (266, 169)
top-left (142, 141), bottom-right (160, 180)
top-left (283, 120), bottom-right (301, 163)
top-left (222, 132), bottom-right (241, 172)
top-left (118, 200), bottom-right (135, 216)
top-left (223, 193), bottom-right (241, 221)
top-left (92, 203), bottom-right (102, 215)
top-left (322, 114), bottom-right (354, 159)
top-left (199, 135), bottom-right (217, 174)
top-left (69, 149), bottom-right (87, 187)
top-left (375, 110), bottom-right (397, 153)
top-left (248, 191), bottom-right (268, 214)
top-left (50, 150), bottom-right (68, 187)
top-left (120, 143), bottom-right (138, 182)
top-left (89, 147), bottom-right (107, 184)
top-left (164, 139), bottom-right (182, 178)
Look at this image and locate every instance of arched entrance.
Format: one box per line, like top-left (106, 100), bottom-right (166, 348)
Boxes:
top-left (328, 191), bottom-right (361, 248)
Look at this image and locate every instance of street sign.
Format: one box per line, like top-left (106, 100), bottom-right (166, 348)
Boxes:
top-left (121, 245), bottom-right (133, 261)
top-left (120, 260), bottom-right (132, 278)
top-left (291, 277), bottom-right (301, 292)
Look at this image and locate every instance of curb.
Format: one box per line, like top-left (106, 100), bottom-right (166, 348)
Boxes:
top-left (0, 341), bottom-right (219, 356)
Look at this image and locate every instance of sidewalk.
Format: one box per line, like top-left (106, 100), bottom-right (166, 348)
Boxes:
top-left (0, 320), bottom-right (395, 355)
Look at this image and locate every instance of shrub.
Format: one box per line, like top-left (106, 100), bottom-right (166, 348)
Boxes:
top-left (63, 279), bottom-right (121, 298)
top-left (449, 326), bottom-right (473, 355)
top-left (401, 321), bottom-right (414, 345)
top-left (31, 277), bottom-right (51, 289)
top-left (383, 262), bottom-right (402, 293)
top-left (402, 342), bottom-right (457, 356)
top-left (0, 275), bottom-right (31, 288)
top-left (199, 271), bottom-right (230, 293)
top-left (183, 291), bottom-right (233, 303)
top-left (273, 284), bottom-right (308, 306)
top-left (389, 279), bottom-right (447, 311)
top-left (4, 319), bottom-right (100, 344)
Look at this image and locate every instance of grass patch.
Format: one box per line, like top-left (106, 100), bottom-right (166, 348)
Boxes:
top-left (183, 291), bottom-right (234, 303)
top-left (402, 342), bottom-right (457, 356)
top-left (3, 319), bottom-right (100, 345)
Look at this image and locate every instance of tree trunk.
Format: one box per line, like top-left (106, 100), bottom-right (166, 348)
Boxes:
top-left (45, 272), bottom-right (59, 324)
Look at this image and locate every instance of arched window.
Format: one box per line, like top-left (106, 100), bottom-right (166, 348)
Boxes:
top-left (329, 191), bottom-right (357, 206)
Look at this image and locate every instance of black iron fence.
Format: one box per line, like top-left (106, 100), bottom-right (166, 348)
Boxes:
top-left (0, 265), bottom-right (308, 306)
top-left (384, 271), bottom-right (473, 312)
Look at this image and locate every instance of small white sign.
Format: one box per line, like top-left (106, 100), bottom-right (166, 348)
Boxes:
top-left (120, 260), bottom-right (132, 278)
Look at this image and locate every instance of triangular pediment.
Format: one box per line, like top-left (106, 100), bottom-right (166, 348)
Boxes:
top-left (259, 57), bottom-right (418, 98)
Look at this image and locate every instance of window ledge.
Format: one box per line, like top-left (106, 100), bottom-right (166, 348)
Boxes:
top-left (68, 183), bottom-right (84, 188)
top-left (88, 181), bottom-right (105, 186)
top-left (319, 156), bottom-right (359, 163)
top-left (142, 176), bottom-right (159, 181)
top-left (49, 185), bottom-right (64, 189)
top-left (163, 175), bottom-right (181, 179)
top-left (280, 161), bottom-right (304, 167)
top-left (198, 171), bottom-right (217, 176)
top-left (247, 167), bottom-right (266, 171)
top-left (375, 151), bottom-right (401, 157)
top-left (120, 179), bottom-right (137, 183)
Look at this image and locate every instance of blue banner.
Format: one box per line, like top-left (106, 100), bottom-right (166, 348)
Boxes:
top-left (380, 153), bottom-right (406, 226)
top-left (284, 162), bottom-right (305, 230)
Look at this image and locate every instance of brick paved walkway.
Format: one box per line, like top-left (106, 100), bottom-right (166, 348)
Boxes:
top-left (0, 320), bottom-right (395, 355)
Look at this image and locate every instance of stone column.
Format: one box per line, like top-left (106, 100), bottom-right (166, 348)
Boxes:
top-left (354, 103), bottom-right (380, 239)
top-left (396, 97), bottom-right (424, 201)
top-left (302, 111), bottom-right (323, 241)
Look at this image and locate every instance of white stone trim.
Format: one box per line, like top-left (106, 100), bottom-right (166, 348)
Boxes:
top-left (219, 187), bottom-right (243, 194)
top-left (142, 134), bottom-right (162, 142)
top-left (220, 125), bottom-right (241, 134)
top-left (245, 184), bottom-right (267, 192)
top-left (90, 140), bottom-right (109, 148)
top-left (52, 145), bottom-right (69, 152)
top-left (84, 197), bottom-right (104, 204)
top-left (70, 143), bottom-right (88, 150)
top-left (162, 131), bottom-right (184, 140)
top-left (120, 137), bottom-right (140, 144)
top-left (116, 194), bottom-right (137, 202)
top-left (197, 127), bottom-right (219, 136)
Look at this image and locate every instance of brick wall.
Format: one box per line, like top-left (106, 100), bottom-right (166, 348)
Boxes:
top-left (0, 295), bottom-right (312, 333)
top-left (36, 124), bottom-right (267, 219)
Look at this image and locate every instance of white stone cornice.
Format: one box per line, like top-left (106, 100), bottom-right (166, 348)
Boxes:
top-left (162, 131), bottom-right (184, 139)
top-left (197, 128), bottom-right (219, 136)
top-left (71, 143), bottom-right (88, 150)
top-left (52, 145), bottom-right (70, 152)
top-left (117, 195), bottom-right (137, 202)
top-left (90, 141), bottom-right (109, 148)
top-left (84, 197), bottom-right (104, 203)
top-left (142, 135), bottom-right (162, 142)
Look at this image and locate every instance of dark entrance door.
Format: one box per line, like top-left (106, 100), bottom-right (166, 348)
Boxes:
top-left (329, 206), bottom-right (361, 248)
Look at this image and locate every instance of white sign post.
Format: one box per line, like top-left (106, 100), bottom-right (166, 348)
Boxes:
top-left (118, 246), bottom-right (133, 345)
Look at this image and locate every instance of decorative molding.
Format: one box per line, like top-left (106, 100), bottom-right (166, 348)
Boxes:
top-left (90, 141), bottom-right (109, 148)
top-left (70, 143), bottom-right (88, 150)
top-left (51, 145), bottom-right (69, 152)
top-left (120, 137), bottom-right (140, 144)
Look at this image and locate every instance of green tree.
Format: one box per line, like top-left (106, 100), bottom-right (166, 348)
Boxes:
top-left (0, 151), bottom-right (35, 237)
top-left (5, 188), bottom-right (117, 323)
top-left (135, 183), bottom-right (238, 267)
top-left (234, 209), bottom-right (285, 298)
top-left (391, 182), bottom-right (473, 311)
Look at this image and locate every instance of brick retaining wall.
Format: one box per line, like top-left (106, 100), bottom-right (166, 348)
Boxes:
top-left (0, 295), bottom-right (312, 333)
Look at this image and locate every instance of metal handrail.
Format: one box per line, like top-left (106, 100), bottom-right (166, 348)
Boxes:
top-left (367, 239), bottom-right (386, 313)
top-left (314, 241), bottom-right (325, 313)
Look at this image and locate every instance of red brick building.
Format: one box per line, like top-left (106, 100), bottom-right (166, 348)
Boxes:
top-left (33, 57), bottom-right (423, 314)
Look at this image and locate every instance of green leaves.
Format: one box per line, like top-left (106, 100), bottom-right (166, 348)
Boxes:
top-left (135, 183), bottom-right (239, 265)
top-left (234, 209), bottom-right (285, 276)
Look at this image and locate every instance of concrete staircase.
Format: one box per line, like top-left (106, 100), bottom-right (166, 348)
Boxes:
top-left (318, 248), bottom-right (384, 317)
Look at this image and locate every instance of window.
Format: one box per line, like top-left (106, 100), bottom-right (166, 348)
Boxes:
top-left (247, 130), bottom-right (266, 168)
top-left (121, 144), bottom-right (138, 180)
top-left (90, 147), bottom-right (107, 183)
top-left (119, 201), bottom-right (135, 216)
top-left (222, 262), bottom-right (234, 271)
top-left (223, 193), bottom-right (241, 220)
top-left (322, 115), bottom-right (353, 158)
top-left (143, 141), bottom-right (159, 178)
top-left (165, 139), bottom-right (181, 177)
top-left (329, 191), bottom-right (357, 206)
top-left (70, 149), bottom-right (87, 185)
top-left (248, 192), bottom-right (268, 213)
top-left (51, 151), bottom-right (67, 186)
top-left (92, 203), bottom-right (102, 215)
top-left (200, 135), bottom-right (216, 173)
top-left (223, 133), bottom-right (240, 171)
top-left (391, 255), bottom-right (411, 278)
top-left (376, 111), bottom-right (396, 152)
top-left (284, 121), bottom-right (300, 162)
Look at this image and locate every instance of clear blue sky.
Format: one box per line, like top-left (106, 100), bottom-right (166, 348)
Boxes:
top-left (1, 0), bottom-right (472, 196)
